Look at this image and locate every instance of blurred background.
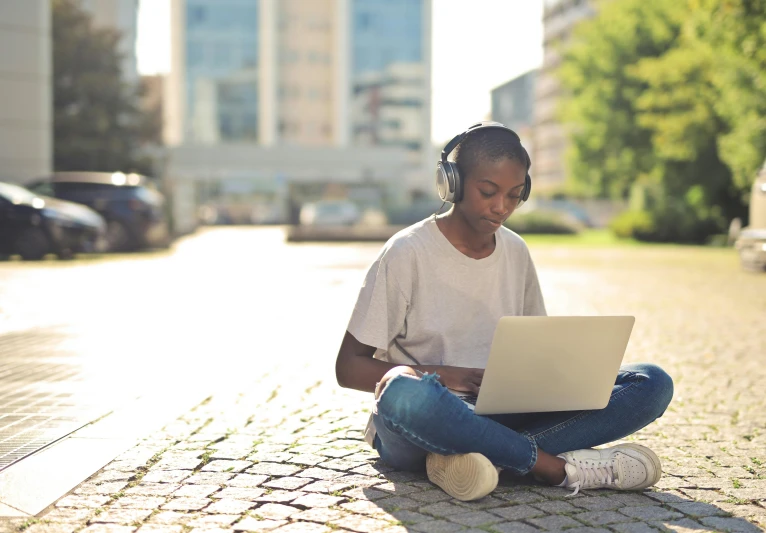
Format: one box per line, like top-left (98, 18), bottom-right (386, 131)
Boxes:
top-left (1, 0), bottom-right (765, 256)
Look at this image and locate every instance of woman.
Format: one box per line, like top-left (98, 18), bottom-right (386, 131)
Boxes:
top-left (335, 122), bottom-right (673, 501)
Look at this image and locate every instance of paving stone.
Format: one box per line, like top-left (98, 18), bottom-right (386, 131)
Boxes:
top-left (496, 490), bottom-right (546, 504)
top-left (287, 454), bottom-right (326, 466)
top-left (371, 483), bottom-right (419, 496)
top-left (332, 474), bottom-right (385, 488)
top-left (232, 518), bottom-right (287, 531)
top-left (248, 452), bottom-right (295, 463)
top-left (608, 493), bottom-right (663, 507)
top-left (341, 500), bottom-right (394, 517)
top-left (185, 515), bottom-right (239, 527)
top-left (55, 495), bottom-right (111, 508)
top-left (645, 491), bottom-right (690, 504)
top-left (490, 504), bottom-right (545, 521)
top-left (146, 512), bottom-right (190, 525)
top-left (679, 488), bottom-right (730, 502)
top-left (75, 482), bottom-right (129, 495)
top-left (699, 516), bottom-right (763, 532)
top-left (291, 493), bottom-right (343, 507)
top-left (563, 528), bottom-right (612, 533)
top-left (446, 510), bottom-right (503, 527)
top-left (407, 489), bottom-right (452, 503)
top-left (201, 460), bottom-right (253, 473)
top-left (319, 459), bottom-right (368, 471)
top-left (452, 495), bottom-right (507, 510)
top-left (619, 506), bottom-right (684, 521)
top-left (142, 470), bottom-right (190, 483)
top-left (136, 526), bottom-right (185, 533)
top-left (41, 509), bottom-right (95, 523)
top-left (408, 520), bottom-right (466, 533)
top-left (294, 467), bottom-right (346, 480)
top-left (342, 487), bottom-right (390, 501)
top-left (172, 484), bottom-right (220, 498)
top-left (254, 504), bottom-right (300, 520)
top-left (531, 486), bottom-right (583, 499)
top-left (610, 523), bottom-right (662, 533)
top-left (187, 528), bottom-right (230, 533)
top-left (226, 474), bottom-right (269, 487)
top-left (669, 501), bottom-right (728, 517)
top-left (110, 497), bottom-right (167, 509)
top-left (417, 501), bottom-right (465, 517)
top-left (204, 498), bottom-right (255, 514)
top-left (351, 464), bottom-right (394, 477)
top-left (574, 510), bottom-right (636, 526)
top-left (125, 484), bottom-right (181, 497)
top-left (246, 463), bottom-right (301, 476)
top-left (154, 455), bottom-right (203, 470)
top-left (650, 518), bottom-right (715, 532)
top-left (23, 525), bottom-right (78, 533)
top-left (160, 498), bottom-right (210, 511)
top-left (212, 487), bottom-right (265, 500)
top-left (533, 499), bottom-right (580, 514)
top-left (89, 509), bottom-right (153, 525)
top-left (263, 476), bottom-right (313, 490)
top-left (490, 522), bottom-right (540, 533)
top-left (528, 514), bottom-right (583, 530)
top-left (724, 488), bottom-right (766, 501)
top-left (272, 523), bottom-right (330, 533)
top-left (290, 508), bottom-right (348, 523)
top-left (183, 472), bottom-right (235, 485)
top-left (80, 526), bottom-right (136, 533)
top-left (255, 490), bottom-right (305, 503)
top-left (387, 510), bottom-right (432, 525)
top-left (374, 496), bottom-right (420, 511)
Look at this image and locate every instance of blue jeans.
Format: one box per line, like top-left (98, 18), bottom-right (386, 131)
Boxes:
top-left (372, 363), bottom-right (673, 475)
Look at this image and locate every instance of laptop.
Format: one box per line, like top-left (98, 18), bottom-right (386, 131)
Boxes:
top-left (449, 316), bottom-right (635, 415)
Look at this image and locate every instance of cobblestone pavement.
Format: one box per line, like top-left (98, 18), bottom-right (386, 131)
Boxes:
top-left (1, 228), bottom-right (765, 533)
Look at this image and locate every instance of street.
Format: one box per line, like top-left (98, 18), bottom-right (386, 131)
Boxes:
top-left (1, 226), bottom-right (765, 532)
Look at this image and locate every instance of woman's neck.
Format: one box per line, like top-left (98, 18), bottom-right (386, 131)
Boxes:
top-left (435, 210), bottom-right (496, 257)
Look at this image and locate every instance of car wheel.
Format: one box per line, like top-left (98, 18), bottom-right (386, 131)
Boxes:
top-left (15, 227), bottom-right (51, 261)
top-left (106, 220), bottom-right (131, 252)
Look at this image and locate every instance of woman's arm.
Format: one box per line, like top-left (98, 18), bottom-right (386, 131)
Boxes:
top-left (335, 331), bottom-right (484, 394)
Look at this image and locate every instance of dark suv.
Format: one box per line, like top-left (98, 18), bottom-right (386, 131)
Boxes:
top-left (27, 172), bottom-right (170, 252)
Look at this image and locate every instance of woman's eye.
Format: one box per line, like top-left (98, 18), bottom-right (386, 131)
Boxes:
top-left (480, 191), bottom-right (494, 198)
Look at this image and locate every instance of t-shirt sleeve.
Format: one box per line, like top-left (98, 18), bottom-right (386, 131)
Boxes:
top-left (523, 249), bottom-right (547, 316)
top-left (347, 254), bottom-right (410, 350)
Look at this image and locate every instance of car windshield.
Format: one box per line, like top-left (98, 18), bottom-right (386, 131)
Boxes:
top-left (0, 182), bottom-right (37, 205)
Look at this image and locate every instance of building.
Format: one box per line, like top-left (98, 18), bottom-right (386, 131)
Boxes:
top-left (0, 1), bottom-right (52, 184)
top-left (163, 0), bottom-right (432, 225)
top-left (532, 0), bottom-right (594, 193)
top-left (78, 0), bottom-right (139, 84)
top-left (491, 70), bottom-right (537, 155)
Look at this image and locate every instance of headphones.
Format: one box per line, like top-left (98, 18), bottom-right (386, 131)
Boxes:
top-left (435, 121), bottom-right (532, 206)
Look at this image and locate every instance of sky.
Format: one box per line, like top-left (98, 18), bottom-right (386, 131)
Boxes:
top-left (136, 0), bottom-right (543, 145)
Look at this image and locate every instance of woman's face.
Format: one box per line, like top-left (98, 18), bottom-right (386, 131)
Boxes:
top-left (457, 157), bottom-right (527, 235)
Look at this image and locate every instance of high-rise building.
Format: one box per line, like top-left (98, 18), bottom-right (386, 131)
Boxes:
top-left (166, 0), bottom-right (430, 152)
top-left (78, 0), bottom-right (139, 83)
top-left (532, 0), bottom-right (594, 193)
top-left (491, 70), bottom-right (537, 154)
top-left (163, 0), bottom-right (432, 219)
top-left (0, 1), bottom-right (52, 183)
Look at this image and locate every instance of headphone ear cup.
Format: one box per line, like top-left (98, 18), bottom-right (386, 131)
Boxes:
top-left (517, 174), bottom-right (531, 208)
top-left (436, 161), bottom-right (455, 203)
top-left (447, 161), bottom-right (463, 203)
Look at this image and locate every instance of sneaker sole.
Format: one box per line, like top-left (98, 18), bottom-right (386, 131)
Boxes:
top-left (426, 452), bottom-right (498, 501)
top-left (617, 443), bottom-right (662, 490)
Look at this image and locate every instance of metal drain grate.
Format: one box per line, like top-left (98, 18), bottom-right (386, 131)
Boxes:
top-left (0, 330), bottom-right (108, 471)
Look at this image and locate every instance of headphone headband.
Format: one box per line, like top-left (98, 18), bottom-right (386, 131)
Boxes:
top-left (440, 121), bottom-right (524, 165)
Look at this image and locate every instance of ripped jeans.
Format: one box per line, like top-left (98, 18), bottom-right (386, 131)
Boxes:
top-left (372, 363), bottom-right (673, 475)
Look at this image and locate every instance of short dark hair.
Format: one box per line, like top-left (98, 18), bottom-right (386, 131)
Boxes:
top-left (453, 128), bottom-right (530, 181)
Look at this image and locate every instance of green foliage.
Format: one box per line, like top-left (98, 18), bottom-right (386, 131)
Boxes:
top-left (504, 210), bottom-right (580, 235)
top-left (53, 0), bottom-right (159, 174)
top-left (559, 0), bottom-right (766, 243)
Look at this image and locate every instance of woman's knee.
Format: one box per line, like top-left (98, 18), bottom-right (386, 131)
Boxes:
top-left (375, 366), bottom-right (418, 399)
top-left (635, 363), bottom-right (674, 416)
top-left (375, 368), bottom-right (441, 426)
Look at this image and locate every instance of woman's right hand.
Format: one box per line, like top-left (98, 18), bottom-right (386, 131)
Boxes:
top-left (435, 366), bottom-right (484, 395)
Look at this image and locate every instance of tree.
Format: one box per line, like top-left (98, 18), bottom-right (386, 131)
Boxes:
top-left (558, 0), bottom-right (686, 200)
top-left (53, 0), bottom-right (158, 175)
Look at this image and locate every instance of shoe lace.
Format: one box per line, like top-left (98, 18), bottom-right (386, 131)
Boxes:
top-left (566, 458), bottom-right (618, 496)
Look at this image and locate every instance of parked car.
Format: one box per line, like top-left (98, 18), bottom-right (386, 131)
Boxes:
top-left (0, 181), bottom-right (106, 260)
top-left (26, 172), bottom-right (170, 252)
top-left (734, 163), bottom-right (766, 272)
top-left (299, 200), bottom-right (360, 226)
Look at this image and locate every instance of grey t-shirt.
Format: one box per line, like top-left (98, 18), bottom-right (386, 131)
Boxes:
top-left (346, 217), bottom-right (547, 446)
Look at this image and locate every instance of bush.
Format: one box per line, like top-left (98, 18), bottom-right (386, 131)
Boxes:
top-left (504, 210), bottom-right (580, 235)
top-left (610, 204), bottom-right (725, 244)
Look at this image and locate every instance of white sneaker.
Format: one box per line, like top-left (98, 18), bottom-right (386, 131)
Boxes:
top-left (426, 452), bottom-right (499, 501)
top-left (558, 443), bottom-right (662, 496)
